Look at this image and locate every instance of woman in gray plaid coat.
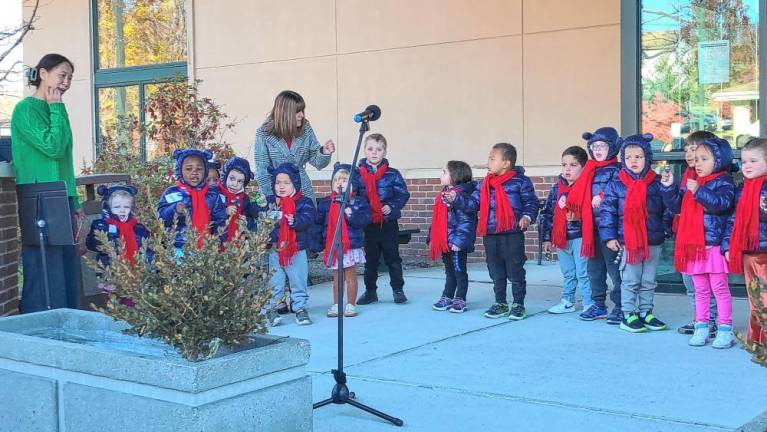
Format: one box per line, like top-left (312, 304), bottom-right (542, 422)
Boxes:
top-left (254, 90), bottom-right (336, 201)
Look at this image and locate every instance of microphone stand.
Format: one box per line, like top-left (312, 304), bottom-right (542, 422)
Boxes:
top-left (312, 118), bottom-right (404, 427)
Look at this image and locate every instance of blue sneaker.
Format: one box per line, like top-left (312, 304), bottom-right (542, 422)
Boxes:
top-left (579, 305), bottom-right (607, 321)
top-left (606, 308), bottom-right (624, 325)
top-left (432, 296), bottom-right (453, 311)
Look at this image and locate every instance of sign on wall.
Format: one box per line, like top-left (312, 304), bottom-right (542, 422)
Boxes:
top-left (698, 40), bottom-right (731, 85)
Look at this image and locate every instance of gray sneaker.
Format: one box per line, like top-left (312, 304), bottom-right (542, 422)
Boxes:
top-left (295, 309), bottom-right (312, 326)
top-left (266, 309), bottom-right (282, 327)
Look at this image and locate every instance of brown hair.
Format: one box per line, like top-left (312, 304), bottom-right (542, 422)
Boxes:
top-left (562, 146), bottom-right (588, 166)
top-left (365, 133), bottom-right (387, 150)
top-left (743, 137), bottom-right (767, 159)
top-left (684, 131), bottom-right (716, 148)
top-left (492, 142), bottom-right (517, 166)
top-left (266, 90), bottom-right (306, 140)
top-left (446, 161), bottom-right (473, 185)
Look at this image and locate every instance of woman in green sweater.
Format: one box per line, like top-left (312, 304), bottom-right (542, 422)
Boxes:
top-left (11, 53), bottom-right (82, 313)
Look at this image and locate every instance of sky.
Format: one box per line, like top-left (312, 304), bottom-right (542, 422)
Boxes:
top-left (0, 0), bottom-right (23, 129)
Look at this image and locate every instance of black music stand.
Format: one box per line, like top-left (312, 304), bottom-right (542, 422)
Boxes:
top-left (17, 182), bottom-right (75, 310)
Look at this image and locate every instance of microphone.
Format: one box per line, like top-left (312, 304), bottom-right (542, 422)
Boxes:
top-left (353, 105), bottom-right (381, 123)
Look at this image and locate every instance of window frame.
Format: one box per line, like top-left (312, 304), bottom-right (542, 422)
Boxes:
top-left (90, 0), bottom-right (188, 161)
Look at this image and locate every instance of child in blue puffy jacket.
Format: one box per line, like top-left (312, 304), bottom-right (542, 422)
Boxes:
top-left (317, 163), bottom-right (372, 318)
top-left (157, 149), bottom-right (227, 249)
top-left (428, 160), bottom-right (478, 313)
top-left (264, 163), bottom-right (317, 327)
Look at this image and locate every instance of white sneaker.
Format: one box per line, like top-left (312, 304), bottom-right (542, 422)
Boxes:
top-left (712, 325), bottom-right (736, 349)
top-left (547, 299), bottom-right (575, 314)
top-left (344, 304), bottom-right (358, 317)
top-left (688, 322), bottom-right (709, 347)
top-left (327, 304), bottom-right (339, 318)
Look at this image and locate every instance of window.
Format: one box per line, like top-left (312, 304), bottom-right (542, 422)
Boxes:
top-left (640, 0), bottom-right (760, 152)
top-left (92, 0), bottom-right (188, 160)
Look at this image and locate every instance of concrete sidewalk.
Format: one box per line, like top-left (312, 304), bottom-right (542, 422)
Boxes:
top-left (270, 262), bottom-right (767, 431)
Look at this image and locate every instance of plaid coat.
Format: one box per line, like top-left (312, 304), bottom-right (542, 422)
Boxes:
top-left (254, 119), bottom-right (332, 201)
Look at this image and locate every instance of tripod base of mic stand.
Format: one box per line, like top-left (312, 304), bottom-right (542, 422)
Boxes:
top-left (313, 369), bottom-right (404, 427)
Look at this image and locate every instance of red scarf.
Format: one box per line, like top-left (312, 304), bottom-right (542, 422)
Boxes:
top-left (477, 170), bottom-right (517, 236)
top-left (619, 169), bottom-right (657, 264)
top-left (728, 176), bottom-right (766, 274)
top-left (360, 163), bottom-right (389, 225)
top-left (324, 193), bottom-right (351, 266)
top-left (217, 181), bottom-right (244, 242)
top-left (674, 171), bottom-right (727, 271)
top-left (565, 158), bottom-right (617, 258)
top-left (104, 216), bottom-right (139, 265)
top-left (551, 178), bottom-right (572, 249)
top-left (429, 189), bottom-right (450, 260)
top-left (672, 167), bottom-right (698, 233)
top-left (277, 193), bottom-right (303, 266)
top-left (177, 181), bottom-right (211, 248)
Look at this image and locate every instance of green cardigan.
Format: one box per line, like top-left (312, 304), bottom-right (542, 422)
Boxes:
top-left (11, 96), bottom-right (80, 209)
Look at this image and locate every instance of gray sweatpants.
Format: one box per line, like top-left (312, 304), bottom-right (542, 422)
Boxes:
top-left (620, 245), bottom-right (661, 316)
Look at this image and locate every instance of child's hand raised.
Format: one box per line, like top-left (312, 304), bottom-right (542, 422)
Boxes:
top-left (660, 169), bottom-right (674, 187)
top-left (445, 190), bottom-right (457, 203)
top-left (606, 239), bottom-right (620, 252)
top-left (591, 195), bottom-right (603, 209)
top-left (226, 205), bottom-right (237, 216)
top-left (176, 203), bottom-right (187, 215)
top-left (382, 205), bottom-right (392, 215)
top-left (519, 215), bottom-right (531, 231)
top-left (686, 179), bottom-right (699, 194)
top-left (344, 207), bottom-right (352, 217)
top-left (285, 214), bottom-right (295, 225)
top-left (450, 244), bottom-right (461, 252)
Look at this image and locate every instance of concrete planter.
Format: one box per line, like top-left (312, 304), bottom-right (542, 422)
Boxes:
top-left (0, 309), bottom-right (312, 432)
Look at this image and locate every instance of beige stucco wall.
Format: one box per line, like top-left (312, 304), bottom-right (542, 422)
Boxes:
top-left (23, 0), bottom-right (621, 178)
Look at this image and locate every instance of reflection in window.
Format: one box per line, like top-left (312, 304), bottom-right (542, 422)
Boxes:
top-left (98, 86), bottom-right (140, 155)
top-left (97, 0), bottom-right (187, 69)
top-left (641, 0), bottom-right (759, 152)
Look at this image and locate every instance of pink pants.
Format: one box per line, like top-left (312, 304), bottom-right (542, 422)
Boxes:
top-left (691, 273), bottom-right (732, 325)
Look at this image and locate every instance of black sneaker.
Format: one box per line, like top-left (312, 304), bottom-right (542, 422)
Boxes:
top-left (357, 290), bottom-right (379, 305)
top-left (393, 290), bottom-right (408, 304)
top-left (295, 309), bottom-right (312, 326)
top-left (639, 312), bottom-right (667, 331)
top-left (606, 308), bottom-right (623, 325)
top-left (508, 303), bottom-right (526, 321)
top-left (677, 322), bottom-right (695, 334)
top-left (619, 313), bottom-right (647, 333)
top-left (484, 303), bottom-right (509, 319)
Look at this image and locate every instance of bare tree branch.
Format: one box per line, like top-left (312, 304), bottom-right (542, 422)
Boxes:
top-left (0, 0), bottom-right (40, 70)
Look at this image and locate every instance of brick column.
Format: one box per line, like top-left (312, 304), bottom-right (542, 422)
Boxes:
top-left (0, 175), bottom-right (19, 316)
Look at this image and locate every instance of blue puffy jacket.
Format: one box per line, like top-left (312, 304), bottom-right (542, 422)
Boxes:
top-left (471, 167), bottom-right (540, 236)
top-left (540, 177), bottom-right (582, 243)
top-left (157, 184), bottom-right (228, 248)
top-left (86, 215), bottom-right (152, 267)
top-left (315, 193), bottom-right (372, 251)
top-left (599, 173), bottom-right (668, 246)
top-left (591, 163), bottom-right (620, 210)
top-left (358, 158), bottom-right (410, 222)
top-left (266, 194), bottom-right (317, 251)
top-left (660, 175), bottom-right (735, 247)
top-left (426, 181), bottom-right (479, 253)
top-left (721, 182), bottom-right (767, 253)
top-left (215, 181), bottom-right (258, 234)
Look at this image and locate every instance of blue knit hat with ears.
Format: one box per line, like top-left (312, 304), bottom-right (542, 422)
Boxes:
top-left (620, 133), bottom-right (654, 176)
top-left (222, 157), bottom-right (254, 187)
top-left (582, 127), bottom-right (621, 160)
top-left (173, 149), bottom-right (212, 186)
top-left (268, 162), bottom-right (301, 195)
top-left (697, 136), bottom-right (733, 173)
top-left (97, 184), bottom-right (137, 214)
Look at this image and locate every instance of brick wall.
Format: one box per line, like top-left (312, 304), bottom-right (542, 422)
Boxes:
top-left (311, 174), bottom-right (559, 266)
top-left (0, 178), bottom-right (19, 316)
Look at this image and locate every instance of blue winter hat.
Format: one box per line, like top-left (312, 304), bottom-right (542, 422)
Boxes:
top-left (697, 137), bottom-right (733, 173)
top-left (583, 127), bottom-right (620, 160)
top-left (268, 162), bottom-right (301, 195)
top-left (173, 149), bottom-right (212, 186)
top-left (97, 184), bottom-right (137, 214)
top-left (222, 157), bottom-right (254, 187)
top-left (620, 133), bottom-right (654, 176)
